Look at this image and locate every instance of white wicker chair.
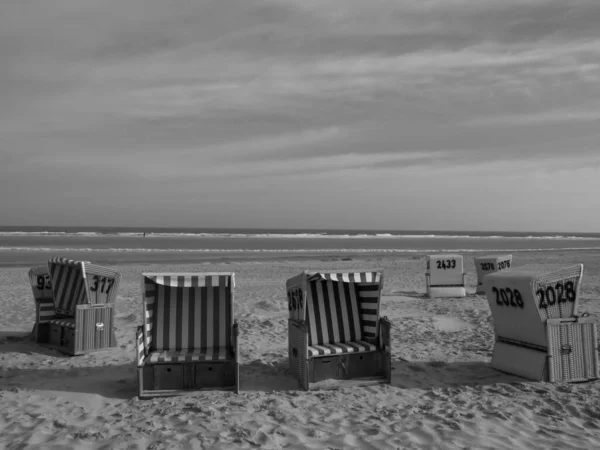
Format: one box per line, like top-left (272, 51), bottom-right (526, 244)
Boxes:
top-left (484, 264), bottom-right (598, 382)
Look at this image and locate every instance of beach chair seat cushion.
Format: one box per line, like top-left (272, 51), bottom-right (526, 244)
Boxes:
top-left (48, 318), bottom-right (76, 329)
top-left (308, 340), bottom-right (377, 357)
top-left (147, 347), bottom-right (234, 363)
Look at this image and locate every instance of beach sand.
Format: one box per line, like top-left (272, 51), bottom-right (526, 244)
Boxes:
top-left (1, 251), bottom-right (599, 449)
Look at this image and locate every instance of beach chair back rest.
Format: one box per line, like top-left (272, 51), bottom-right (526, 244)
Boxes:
top-left (474, 255), bottom-right (512, 291)
top-left (427, 254), bottom-right (464, 287)
top-left (484, 264), bottom-right (583, 348)
top-left (47, 258), bottom-right (88, 316)
top-left (29, 265), bottom-right (53, 303)
top-left (143, 273), bottom-right (234, 352)
top-left (303, 272), bottom-right (382, 346)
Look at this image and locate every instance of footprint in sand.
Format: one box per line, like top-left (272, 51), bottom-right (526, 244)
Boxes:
top-left (433, 316), bottom-right (469, 332)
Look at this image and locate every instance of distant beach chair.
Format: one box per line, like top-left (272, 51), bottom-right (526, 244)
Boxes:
top-left (286, 270), bottom-right (391, 390)
top-left (474, 254), bottom-right (513, 294)
top-left (28, 265), bottom-right (54, 342)
top-left (484, 264), bottom-right (598, 382)
top-left (425, 254), bottom-right (466, 297)
top-left (40, 257), bottom-right (121, 355)
top-left (136, 273), bottom-right (239, 398)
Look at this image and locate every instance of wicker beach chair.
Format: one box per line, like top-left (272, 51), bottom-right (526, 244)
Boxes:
top-left (40, 257), bottom-right (121, 355)
top-left (483, 264), bottom-right (598, 382)
top-left (28, 265), bottom-right (55, 341)
top-left (136, 273), bottom-right (239, 398)
top-left (474, 254), bottom-right (513, 294)
top-left (286, 270), bottom-right (392, 390)
top-left (425, 254), bottom-right (466, 297)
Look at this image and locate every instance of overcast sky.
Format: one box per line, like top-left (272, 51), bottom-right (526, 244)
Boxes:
top-left (1, 0), bottom-right (599, 232)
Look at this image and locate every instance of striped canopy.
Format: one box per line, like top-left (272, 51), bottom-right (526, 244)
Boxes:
top-left (49, 257), bottom-right (90, 266)
top-left (143, 273), bottom-right (233, 288)
top-left (48, 258), bottom-right (87, 315)
top-left (306, 271), bottom-right (382, 284)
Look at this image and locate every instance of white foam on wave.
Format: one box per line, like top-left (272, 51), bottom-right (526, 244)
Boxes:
top-left (0, 231), bottom-right (599, 240)
top-left (2, 246), bottom-right (600, 253)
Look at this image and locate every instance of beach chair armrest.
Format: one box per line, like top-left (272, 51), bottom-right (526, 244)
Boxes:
top-left (136, 325), bottom-right (145, 366)
top-left (289, 319), bottom-right (309, 359)
top-left (379, 316), bottom-right (392, 353)
top-left (232, 320), bottom-right (239, 363)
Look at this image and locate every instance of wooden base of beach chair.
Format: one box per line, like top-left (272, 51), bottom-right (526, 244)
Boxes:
top-left (426, 286), bottom-right (466, 298)
top-left (137, 361), bottom-right (239, 399)
top-left (302, 350), bottom-right (391, 390)
top-left (37, 305), bottom-right (117, 356)
top-left (491, 318), bottom-right (599, 382)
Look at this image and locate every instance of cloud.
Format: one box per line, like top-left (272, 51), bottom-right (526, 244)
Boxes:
top-left (2, 0), bottom-right (600, 229)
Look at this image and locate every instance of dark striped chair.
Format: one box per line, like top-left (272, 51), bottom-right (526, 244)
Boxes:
top-left (28, 265), bottom-right (55, 342)
top-left (40, 257), bottom-right (121, 355)
top-left (136, 273), bottom-right (239, 398)
top-left (287, 270), bottom-right (392, 390)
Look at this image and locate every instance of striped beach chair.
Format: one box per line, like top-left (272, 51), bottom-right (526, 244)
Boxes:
top-left (41, 257), bottom-right (121, 355)
top-left (286, 270), bottom-right (392, 390)
top-left (484, 264), bottom-right (598, 382)
top-left (28, 265), bottom-right (55, 341)
top-left (136, 273), bottom-right (239, 398)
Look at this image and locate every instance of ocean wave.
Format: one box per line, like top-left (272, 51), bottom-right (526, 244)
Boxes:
top-left (0, 231), bottom-right (599, 240)
top-left (2, 246), bottom-right (600, 253)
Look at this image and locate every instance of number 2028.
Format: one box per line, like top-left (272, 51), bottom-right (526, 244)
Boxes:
top-left (436, 259), bottom-right (456, 270)
top-left (492, 287), bottom-right (524, 308)
top-left (536, 281), bottom-right (576, 309)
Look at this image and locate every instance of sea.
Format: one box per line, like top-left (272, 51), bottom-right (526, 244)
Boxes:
top-left (1, 226), bottom-right (600, 267)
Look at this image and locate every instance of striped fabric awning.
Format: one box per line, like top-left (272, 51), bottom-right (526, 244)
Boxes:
top-left (307, 272), bottom-right (382, 284)
top-left (143, 273), bottom-right (234, 288)
top-left (48, 258), bottom-right (87, 316)
top-left (49, 257), bottom-right (90, 266)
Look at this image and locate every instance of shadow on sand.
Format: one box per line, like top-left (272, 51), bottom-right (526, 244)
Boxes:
top-left (1, 331), bottom-right (525, 397)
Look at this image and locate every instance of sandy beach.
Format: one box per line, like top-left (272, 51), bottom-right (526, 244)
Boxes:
top-left (1, 250), bottom-right (599, 449)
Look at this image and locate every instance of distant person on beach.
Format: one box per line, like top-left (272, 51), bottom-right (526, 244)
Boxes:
top-left (143, 232), bottom-right (146, 237)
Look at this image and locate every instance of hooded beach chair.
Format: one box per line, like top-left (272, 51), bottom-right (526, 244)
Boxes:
top-left (286, 270), bottom-right (392, 390)
top-left (483, 264), bottom-right (598, 382)
top-left (474, 254), bottom-right (513, 294)
top-left (42, 257), bottom-right (121, 355)
top-left (28, 265), bottom-right (55, 342)
top-left (136, 273), bottom-right (239, 398)
top-left (425, 254), bottom-right (466, 297)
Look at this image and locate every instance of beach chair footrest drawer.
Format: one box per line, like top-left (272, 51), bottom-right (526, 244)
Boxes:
top-left (49, 323), bottom-right (76, 353)
top-left (142, 361), bottom-right (236, 391)
top-left (311, 357), bottom-right (339, 382)
top-left (342, 352), bottom-right (379, 379)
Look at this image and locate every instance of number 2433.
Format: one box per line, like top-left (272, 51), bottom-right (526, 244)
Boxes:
top-left (436, 259), bottom-right (456, 270)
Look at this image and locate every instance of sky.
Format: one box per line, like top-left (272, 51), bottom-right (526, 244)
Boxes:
top-left (1, 0), bottom-right (599, 232)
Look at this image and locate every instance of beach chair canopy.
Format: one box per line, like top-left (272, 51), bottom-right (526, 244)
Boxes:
top-left (426, 254), bottom-right (465, 287)
top-left (141, 273), bottom-right (235, 363)
top-left (29, 265), bottom-right (53, 302)
top-left (484, 264), bottom-right (583, 348)
top-left (47, 257), bottom-right (117, 316)
top-left (474, 254), bottom-right (513, 293)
